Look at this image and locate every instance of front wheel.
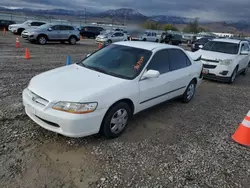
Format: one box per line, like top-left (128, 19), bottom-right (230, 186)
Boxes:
top-left (37, 35), bottom-right (47, 45)
top-left (229, 67), bottom-right (238, 84)
top-left (182, 80), bottom-right (196, 103)
top-left (101, 102), bottom-right (131, 139)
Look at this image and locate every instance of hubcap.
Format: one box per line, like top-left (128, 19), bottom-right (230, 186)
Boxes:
top-left (71, 38), bottom-right (76, 44)
top-left (187, 84), bottom-right (195, 100)
top-left (110, 109), bottom-right (128, 134)
top-left (39, 37), bottom-right (46, 44)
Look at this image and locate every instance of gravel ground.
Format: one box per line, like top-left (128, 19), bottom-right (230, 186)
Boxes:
top-left (1, 33), bottom-right (250, 188)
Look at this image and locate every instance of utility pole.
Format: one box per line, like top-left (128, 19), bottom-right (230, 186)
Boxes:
top-left (84, 8), bottom-right (86, 24)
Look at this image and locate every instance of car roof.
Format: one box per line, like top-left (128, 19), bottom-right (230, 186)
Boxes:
top-left (114, 41), bottom-right (180, 51)
top-left (212, 38), bottom-right (245, 44)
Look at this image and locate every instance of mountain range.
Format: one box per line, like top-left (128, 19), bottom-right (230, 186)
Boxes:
top-left (0, 6), bottom-right (250, 33)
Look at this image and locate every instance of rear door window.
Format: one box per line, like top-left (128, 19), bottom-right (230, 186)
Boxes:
top-left (168, 49), bottom-right (191, 71)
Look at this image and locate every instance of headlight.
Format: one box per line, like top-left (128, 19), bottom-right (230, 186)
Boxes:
top-left (52, 102), bottom-right (98, 114)
top-left (219, 59), bottom-right (233, 66)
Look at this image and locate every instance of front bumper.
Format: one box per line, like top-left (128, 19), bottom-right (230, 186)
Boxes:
top-left (22, 88), bottom-right (107, 138)
top-left (202, 74), bottom-right (231, 82)
top-left (21, 33), bottom-right (29, 39)
top-left (202, 63), bottom-right (233, 82)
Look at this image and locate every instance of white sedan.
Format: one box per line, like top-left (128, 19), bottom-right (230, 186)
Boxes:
top-left (22, 41), bottom-right (203, 139)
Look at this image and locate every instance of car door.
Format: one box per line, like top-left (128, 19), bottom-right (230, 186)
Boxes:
top-left (59, 25), bottom-right (70, 40)
top-left (49, 25), bottom-right (61, 40)
top-left (147, 32), bottom-right (153, 41)
top-left (138, 49), bottom-right (172, 111)
top-left (166, 49), bottom-right (194, 98)
top-left (238, 42), bottom-right (250, 71)
top-left (112, 32), bottom-right (120, 42)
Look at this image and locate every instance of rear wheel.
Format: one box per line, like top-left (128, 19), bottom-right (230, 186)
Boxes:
top-left (101, 102), bottom-right (131, 139)
top-left (107, 39), bottom-right (112, 44)
top-left (69, 36), bottom-right (77, 45)
top-left (182, 80), bottom-right (196, 103)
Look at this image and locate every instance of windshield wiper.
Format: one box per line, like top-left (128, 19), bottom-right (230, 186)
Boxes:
top-left (84, 65), bottom-right (108, 74)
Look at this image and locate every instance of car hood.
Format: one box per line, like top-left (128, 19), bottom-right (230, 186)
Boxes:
top-left (97, 34), bottom-right (110, 39)
top-left (195, 49), bottom-right (236, 61)
top-left (28, 64), bottom-right (126, 102)
top-left (9, 23), bottom-right (22, 27)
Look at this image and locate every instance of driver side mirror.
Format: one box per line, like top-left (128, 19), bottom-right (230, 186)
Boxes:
top-left (48, 28), bottom-right (52, 31)
top-left (240, 51), bottom-right (249, 55)
top-left (28, 23), bottom-right (31, 26)
top-left (199, 45), bottom-right (203, 49)
top-left (141, 70), bottom-right (160, 80)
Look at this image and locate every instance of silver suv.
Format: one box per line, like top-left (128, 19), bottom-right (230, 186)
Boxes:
top-left (26, 23), bottom-right (80, 45)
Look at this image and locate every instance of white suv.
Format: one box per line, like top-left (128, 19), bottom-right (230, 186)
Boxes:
top-left (8, 20), bottom-right (46, 35)
top-left (195, 38), bottom-right (250, 83)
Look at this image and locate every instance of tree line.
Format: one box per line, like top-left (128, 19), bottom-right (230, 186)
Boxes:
top-left (141, 18), bottom-right (209, 33)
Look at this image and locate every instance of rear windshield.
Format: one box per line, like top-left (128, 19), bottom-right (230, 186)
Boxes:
top-left (202, 41), bottom-right (239, 54)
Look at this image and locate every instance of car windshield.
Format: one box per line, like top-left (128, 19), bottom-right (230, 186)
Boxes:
top-left (78, 44), bottom-right (152, 79)
top-left (197, 38), bottom-right (209, 43)
top-left (23, 21), bottom-right (31, 25)
top-left (36, 23), bottom-right (52, 29)
top-left (202, 41), bottom-right (239, 54)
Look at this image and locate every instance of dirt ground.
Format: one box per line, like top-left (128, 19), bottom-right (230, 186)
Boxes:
top-left (1, 33), bottom-right (250, 188)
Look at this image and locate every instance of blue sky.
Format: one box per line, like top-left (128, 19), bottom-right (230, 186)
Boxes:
top-left (0, 0), bottom-right (249, 21)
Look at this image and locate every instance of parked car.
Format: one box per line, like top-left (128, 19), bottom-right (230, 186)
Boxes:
top-left (160, 32), bottom-right (182, 45)
top-left (80, 26), bottom-right (104, 38)
top-left (95, 31), bottom-right (128, 44)
top-left (8, 20), bottom-right (46, 35)
top-left (195, 38), bottom-right (250, 83)
top-left (191, 36), bottom-right (216, 52)
top-left (24, 23), bottom-right (80, 45)
top-left (22, 41), bottom-right (203, 139)
top-left (0, 20), bottom-right (16, 30)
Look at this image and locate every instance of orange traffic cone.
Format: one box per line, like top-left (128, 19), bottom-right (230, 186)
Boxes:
top-left (16, 37), bottom-right (20, 48)
top-left (25, 48), bottom-right (30, 59)
top-left (3, 28), bottom-right (6, 35)
top-left (232, 111), bottom-right (250, 146)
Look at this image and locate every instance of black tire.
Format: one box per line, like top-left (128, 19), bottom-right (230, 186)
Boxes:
top-left (229, 67), bottom-right (238, 84)
top-left (101, 102), bottom-right (132, 139)
top-left (37, 35), bottom-right (47, 45)
top-left (241, 63), bottom-right (249, 76)
top-left (17, 28), bottom-right (24, 35)
top-left (107, 40), bottom-right (112, 44)
top-left (155, 39), bottom-right (159, 42)
top-left (182, 80), bottom-right (196, 103)
top-left (69, 36), bottom-right (77, 45)
top-left (143, 38), bottom-right (146, 41)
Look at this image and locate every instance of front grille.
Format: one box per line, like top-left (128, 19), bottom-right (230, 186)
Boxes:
top-left (27, 89), bottom-right (49, 106)
top-left (203, 64), bottom-right (217, 69)
top-left (201, 58), bottom-right (219, 63)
